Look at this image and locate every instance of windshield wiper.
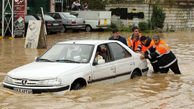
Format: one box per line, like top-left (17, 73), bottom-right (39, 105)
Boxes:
top-left (55, 59), bottom-right (81, 63)
top-left (37, 58), bottom-right (54, 62)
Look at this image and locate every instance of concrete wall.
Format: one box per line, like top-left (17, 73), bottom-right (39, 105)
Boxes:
top-left (106, 4), bottom-right (194, 31)
top-left (163, 6), bottom-right (194, 31)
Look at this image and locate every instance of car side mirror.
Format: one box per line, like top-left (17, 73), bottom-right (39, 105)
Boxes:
top-left (97, 59), bottom-right (105, 65)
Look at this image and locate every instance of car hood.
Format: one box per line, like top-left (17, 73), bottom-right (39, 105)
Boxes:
top-left (7, 62), bottom-right (88, 80)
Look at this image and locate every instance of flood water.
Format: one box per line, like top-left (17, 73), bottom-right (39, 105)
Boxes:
top-left (0, 31), bottom-right (194, 109)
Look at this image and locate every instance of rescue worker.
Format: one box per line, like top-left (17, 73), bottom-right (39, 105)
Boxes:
top-left (140, 35), bottom-right (181, 74)
top-left (139, 36), bottom-right (159, 73)
top-left (128, 26), bottom-right (141, 52)
top-left (109, 29), bottom-right (128, 46)
top-left (139, 36), bottom-right (155, 52)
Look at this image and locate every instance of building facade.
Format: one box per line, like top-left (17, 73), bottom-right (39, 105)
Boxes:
top-left (106, 3), bottom-right (194, 31)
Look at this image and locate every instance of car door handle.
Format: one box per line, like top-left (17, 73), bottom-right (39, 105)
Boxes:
top-left (110, 67), bottom-right (116, 73)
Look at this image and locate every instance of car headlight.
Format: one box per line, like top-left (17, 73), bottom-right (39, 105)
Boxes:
top-left (37, 78), bottom-right (62, 86)
top-left (4, 76), bottom-right (13, 84)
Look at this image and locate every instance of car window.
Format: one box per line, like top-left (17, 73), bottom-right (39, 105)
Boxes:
top-left (94, 44), bottom-right (112, 64)
top-left (54, 13), bottom-right (61, 19)
top-left (49, 13), bottom-right (61, 19)
top-left (39, 44), bottom-right (94, 63)
top-left (108, 42), bottom-right (131, 60)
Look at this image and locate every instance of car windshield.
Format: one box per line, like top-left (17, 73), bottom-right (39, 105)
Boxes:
top-left (37, 44), bottom-right (94, 63)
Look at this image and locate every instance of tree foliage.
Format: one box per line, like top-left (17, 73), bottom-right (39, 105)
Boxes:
top-left (87, 0), bottom-right (107, 10)
top-left (151, 5), bottom-right (166, 29)
top-left (138, 21), bottom-right (148, 31)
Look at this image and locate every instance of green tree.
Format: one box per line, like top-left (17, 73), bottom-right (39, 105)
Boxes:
top-left (151, 5), bottom-right (166, 29)
top-left (87, 0), bottom-right (109, 10)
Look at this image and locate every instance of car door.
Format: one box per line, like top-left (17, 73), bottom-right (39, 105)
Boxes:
top-left (91, 44), bottom-right (116, 83)
top-left (108, 42), bottom-right (135, 82)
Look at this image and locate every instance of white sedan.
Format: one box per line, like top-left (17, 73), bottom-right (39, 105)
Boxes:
top-left (3, 40), bottom-right (148, 94)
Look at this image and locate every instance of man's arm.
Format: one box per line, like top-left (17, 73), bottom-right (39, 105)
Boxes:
top-left (144, 52), bottom-right (159, 60)
top-left (141, 46), bottom-right (156, 59)
top-left (127, 38), bottom-right (132, 48)
top-left (144, 46), bottom-right (155, 55)
top-left (136, 44), bottom-right (142, 52)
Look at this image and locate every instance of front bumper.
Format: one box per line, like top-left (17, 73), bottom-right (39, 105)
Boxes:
top-left (3, 82), bottom-right (69, 94)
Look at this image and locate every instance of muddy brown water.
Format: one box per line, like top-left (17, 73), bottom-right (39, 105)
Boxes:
top-left (0, 31), bottom-right (194, 109)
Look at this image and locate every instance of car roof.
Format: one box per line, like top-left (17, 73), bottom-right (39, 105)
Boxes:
top-left (57, 40), bottom-right (120, 45)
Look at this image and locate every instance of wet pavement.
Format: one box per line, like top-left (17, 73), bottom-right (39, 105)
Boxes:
top-left (0, 31), bottom-right (194, 109)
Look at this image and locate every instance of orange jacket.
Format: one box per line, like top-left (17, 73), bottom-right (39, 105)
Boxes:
top-left (155, 40), bottom-right (170, 55)
top-left (141, 40), bottom-right (155, 52)
top-left (128, 36), bottom-right (141, 52)
top-left (145, 40), bottom-right (168, 59)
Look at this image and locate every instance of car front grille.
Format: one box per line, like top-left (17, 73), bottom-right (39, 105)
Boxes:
top-left (11, 78), bottom-right (39, 86)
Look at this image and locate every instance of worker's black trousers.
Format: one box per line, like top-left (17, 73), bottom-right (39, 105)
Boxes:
top-left (160, 60), bottom-right (181, 74)
top-left (151, 62), bottom-right (159, 73)
top-left (149, 58), bottom-right (159, 73)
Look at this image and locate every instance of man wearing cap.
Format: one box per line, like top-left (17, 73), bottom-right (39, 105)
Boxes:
top-left (128, 26), bottom-right (141, 52)
top-left (139, 36), bottom-right (159, 73)
top-left (109, 29), bottom-right (128, 46)
top-left (140, 35), bottom-right (181, 74)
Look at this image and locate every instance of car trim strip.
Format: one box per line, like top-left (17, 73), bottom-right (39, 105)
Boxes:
top-left (88, 71), bottom-right (131, 83)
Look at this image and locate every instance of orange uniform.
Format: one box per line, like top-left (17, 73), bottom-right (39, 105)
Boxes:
top-left (128, 35), bottom-right (141, 52)
top-left (141, 40), bottom-right (155, 52)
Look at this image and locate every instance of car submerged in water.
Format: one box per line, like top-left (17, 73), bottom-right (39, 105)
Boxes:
top-left (2, 40), bottom-right (148, 94)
